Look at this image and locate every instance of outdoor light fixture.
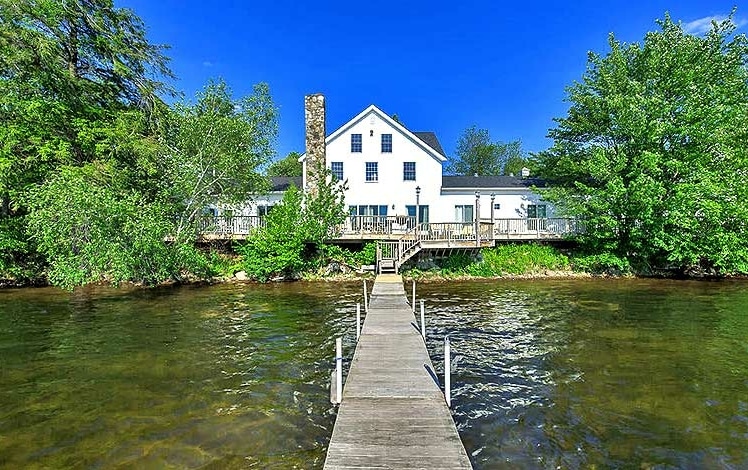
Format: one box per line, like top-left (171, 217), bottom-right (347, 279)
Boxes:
top-left (416, 186), bottom-right (421, 196)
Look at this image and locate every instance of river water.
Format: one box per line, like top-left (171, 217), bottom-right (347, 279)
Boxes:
top-left (0, 279), bottom-right (746, 468)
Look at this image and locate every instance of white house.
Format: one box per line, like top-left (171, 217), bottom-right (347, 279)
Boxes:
top-left (299, 102), bottom-right (554, 226)
top-left (201, 97), bottom-right (577, 241)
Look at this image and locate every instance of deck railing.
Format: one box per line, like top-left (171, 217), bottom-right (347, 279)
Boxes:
top-left (197, 215), bottom-right (582, 239)
top-left (199, 215), bottom-right (266, 235)
top-left (492, 218), bottom-right (583, 237)
top-left (341, 215), bottom-right (416, 235)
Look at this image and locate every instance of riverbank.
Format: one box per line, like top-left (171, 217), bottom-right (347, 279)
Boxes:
top-left (3, 242), bottom-right (741, 289)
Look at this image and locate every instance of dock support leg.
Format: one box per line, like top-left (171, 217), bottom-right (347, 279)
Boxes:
top-left (444, 336), bottom-right (451, 408)
top-left (356, 303), bottom-right (361, 341)
top-left (420, 300), bottom-right (425, 339)
top-left (335, 338), bottom-right (343, 404)
top-left (363, 280), bottom-right (369, 313)
top-left (412, 280), bottom-right (416, 313)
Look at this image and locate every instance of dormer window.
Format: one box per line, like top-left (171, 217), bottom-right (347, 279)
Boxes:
top-left (351, 134), bottom-right (362, 153)
top-left (381, 134), bottom-right (392, 153)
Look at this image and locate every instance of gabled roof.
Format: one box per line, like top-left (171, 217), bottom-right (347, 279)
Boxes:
top-left (441, 175), bottom-right (546, 189)
top-left (269, 176), bottom-right (302, 191)
top-left (299, 105), bottom-right (447, 163)
top-left (413, 132), bottom-right (446, 157)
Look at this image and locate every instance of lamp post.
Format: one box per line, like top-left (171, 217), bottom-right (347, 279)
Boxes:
top-left (490, 193), bottom-right (496, 240)
top-left (415, 186), bottom-right (421, 231)
top-left (475, 190), bottom-right (481, 246)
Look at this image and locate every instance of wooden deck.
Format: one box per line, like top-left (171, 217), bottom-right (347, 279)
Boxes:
top-left (324, 274), bottom-right (472, 469)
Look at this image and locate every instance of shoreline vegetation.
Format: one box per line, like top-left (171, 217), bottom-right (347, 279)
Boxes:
top-left (6, 242), bottom-right (743, 290)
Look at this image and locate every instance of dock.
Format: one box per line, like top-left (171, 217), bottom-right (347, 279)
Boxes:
top-left (323, 274), bottom-right (473, 469)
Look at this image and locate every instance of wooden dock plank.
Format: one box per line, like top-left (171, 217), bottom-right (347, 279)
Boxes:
top-left (324, 275), bottom-right (472, 469)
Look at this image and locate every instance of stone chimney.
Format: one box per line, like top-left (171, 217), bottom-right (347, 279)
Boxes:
top-left (304, 94), bottom-right (326, 196)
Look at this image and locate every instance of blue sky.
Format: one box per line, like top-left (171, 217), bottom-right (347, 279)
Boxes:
top-left (118, 0), bottom-right (744, 161)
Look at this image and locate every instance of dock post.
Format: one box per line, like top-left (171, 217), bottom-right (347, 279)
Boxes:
top-left (420, 300), bottom-right (425, 339)
top-left (444, 336), bottom-right (451, 408)
top-left (335, 337), bottom-right (343, 404)
top-left (363, 280), bottom-right (369, 313)
top-left (412, 280), bottom-right (416, 313)
top-left (356, 303), bottom-right (361, 341)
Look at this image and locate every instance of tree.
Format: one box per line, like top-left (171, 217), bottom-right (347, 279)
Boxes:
top-left (0, 0), bottom-right (173, 278)
top-left (159, 79), bottom-right (277, 242)
top-left (533, 13), bottom-right (748, 275)
top-left (237, 171), bottom-right (347, 281)
top-left (266, 151), bottom-right (302, 177)
top-left (446, 126), bottom-right (525, 176)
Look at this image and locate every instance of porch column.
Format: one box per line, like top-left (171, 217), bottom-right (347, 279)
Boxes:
top-left (475, 190), bottom-right (480, 247)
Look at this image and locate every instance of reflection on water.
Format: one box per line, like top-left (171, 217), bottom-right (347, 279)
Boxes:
top-left (1, 279), bottom-right (747, 469)
top-left (0, 283), bottom-right (361, 469)
top-left (418, 279), bottom-right (748, 469)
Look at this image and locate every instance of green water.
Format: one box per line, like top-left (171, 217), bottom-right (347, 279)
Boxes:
top-left (0, 283), bottom-right (361, 469)
top-left (1, 279), bottom-right (746, 468)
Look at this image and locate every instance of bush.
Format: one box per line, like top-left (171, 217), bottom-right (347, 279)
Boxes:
top-left (477, 244), bottom-right (570, 275)
top-left (25, 164), bottom-right (209, 288)
top-left (439, 253), bottom-right (475, 273)
top-left (571, 252), bottom-right (631, 275)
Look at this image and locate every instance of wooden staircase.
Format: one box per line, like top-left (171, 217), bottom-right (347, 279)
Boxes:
top-left (375, 222), bottom-right (495, 274)
top-left (376, 237), bottom-right (421, 274)
top-left (375, 225), bottom-right (423, 274)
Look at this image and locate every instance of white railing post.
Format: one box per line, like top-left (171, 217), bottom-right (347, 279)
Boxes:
top-left (412, 280), bottom-right (416, 313)
top-left (335, 337), bottom-right (343, 404)
top-left (444, 336), bottom-right (451, 408)
top-left (420, 300), bottom-right (425, 339)
top-left (363, 280), bottom-right (369, 313)
top-left (356, 303), bottom-right (361, 340)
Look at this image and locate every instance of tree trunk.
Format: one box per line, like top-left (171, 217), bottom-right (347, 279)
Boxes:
top-left (1, 193), bottom-right (9, 217)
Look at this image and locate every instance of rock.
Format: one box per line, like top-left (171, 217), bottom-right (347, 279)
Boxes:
top-left (234, 271), bottom-right (248, 281)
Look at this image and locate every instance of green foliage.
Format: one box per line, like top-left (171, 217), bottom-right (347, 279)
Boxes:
top-left (236, 186), bottom-right (307, 282)
top-left (471, 244), bottom-right (570, 275)
top-left (433, 244), bottom-right (570, 276)
top-left (315, 242), bottom-right (377, 268)
top-left (266, 151), bottom-right (302, 177)
top-left (533, 13), bottom-right (748, 275)
top-left (439, 252), bottom-right (476, 272)
top-left (25, 164), bottom-right (203, 288)
top-left (446, 126), bottom-right (525, 176)
top-left (161, 80), bottom-right (277, 242)
top-left (571, 253), bottom-right (631, 275)
top-left (237, 171), bottom-right (348, 281)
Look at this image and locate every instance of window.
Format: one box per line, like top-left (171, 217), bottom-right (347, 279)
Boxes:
top-left (351, 134), bottom-right (362, 152)
top-left (257, 205), bottom-right (274, 217)
top-left (406, 205), bottom-right (429, 224)
top-left (331, 162), bottom-right (343, 180)
top-left (403, 162), bottom-right (416, 181)
top-left (454, 205), bottom-right (474, 223)
top-left (494, 203), bottom-right (501, 210)
top-left (355, 205), bottom-right (388, 216)
top-left (349, 205), bottom-right (388, 230)
top-left (365, 162), bottom-right (378, 182)
top-left (527, 204), bottom-right (547, 218)
top-left (381, 134), bottom-right (392, 153)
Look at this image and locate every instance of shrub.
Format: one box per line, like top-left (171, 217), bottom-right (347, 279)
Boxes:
top-left (438, 252), bottom-right (475, 273)
top-left (571, 252), bottom-right (631, 275)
